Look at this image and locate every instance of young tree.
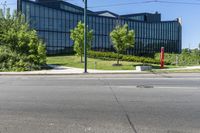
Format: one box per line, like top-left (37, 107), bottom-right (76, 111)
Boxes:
top-left (6, 8), bottom-right (11, 19)
top-left (193, 48), bottom-right (200, 62)
top-left (199, 43), bottom-right (200, 50)
top-left (110, 24), bottom-right (135, 65)
top-left (182, 48), bottom-right (190, 55)
top-left (0, 9), bottom-right (3, 18)
top-left (70, 21), bottom-right (93, 63)
top-left (197, 43), bottom-right (200, 64)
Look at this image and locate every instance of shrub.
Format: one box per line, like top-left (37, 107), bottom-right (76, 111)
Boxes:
top-left (88, 51), bottom-right (167, 65)
top-left (155, 49), bottom-right (200, 66)
top-left (0, 10), bottom-right (46, 71)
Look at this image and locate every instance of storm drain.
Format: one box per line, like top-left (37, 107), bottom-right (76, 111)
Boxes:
top-left (136, 85), bottom-right (154, 88)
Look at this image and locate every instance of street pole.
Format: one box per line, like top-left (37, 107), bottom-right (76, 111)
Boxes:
top-left (83, 0), bottom-right (88, 73)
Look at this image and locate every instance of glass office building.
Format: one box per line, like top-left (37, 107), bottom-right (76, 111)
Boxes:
top-left (18, 0), bottom-right (182, 55)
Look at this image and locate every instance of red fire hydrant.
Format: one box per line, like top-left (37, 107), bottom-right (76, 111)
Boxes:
top-left (160, 47), bottom-right (164, 69)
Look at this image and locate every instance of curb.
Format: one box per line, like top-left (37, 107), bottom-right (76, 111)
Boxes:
top-left (0, 71), bottom-right (151, 76)
top-left (0, 71), bottom-right (199, 76)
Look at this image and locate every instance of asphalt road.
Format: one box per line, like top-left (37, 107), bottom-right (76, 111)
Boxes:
top-left (0, 73), bottom-right (200, 133)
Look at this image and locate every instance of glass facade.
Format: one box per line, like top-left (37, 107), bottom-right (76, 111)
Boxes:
top-left (21, 0), bottom-right (182, 55)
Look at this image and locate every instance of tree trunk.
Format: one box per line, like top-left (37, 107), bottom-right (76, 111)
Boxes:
top-left (117, 53), bottom-right (119, 65)
top-left (81, 55), bottom-right (83, 63)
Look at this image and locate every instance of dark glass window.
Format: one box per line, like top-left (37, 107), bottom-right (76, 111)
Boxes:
top-left (21, 0), bottom-right (181, 55)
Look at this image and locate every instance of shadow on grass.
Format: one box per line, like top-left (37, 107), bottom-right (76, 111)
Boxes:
top-left (132, 63), bottom-right (174, 69)
top-left (41, 64), bottom-right (54, 70)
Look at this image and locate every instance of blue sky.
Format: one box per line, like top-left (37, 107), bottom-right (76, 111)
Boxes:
top-left (2, 0), bottom-right (200, 49)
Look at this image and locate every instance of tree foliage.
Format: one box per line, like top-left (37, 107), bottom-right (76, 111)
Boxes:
top-left (110, 24), bottom-right (135, 65)
top-left (70, 21), bottom-right (93, 63)
top-left (0, 9), bottom-right (3, 18)
top-left (199, 43), bottom-right (200, 50)
top-left (0, 9), bottom-right (46, 71)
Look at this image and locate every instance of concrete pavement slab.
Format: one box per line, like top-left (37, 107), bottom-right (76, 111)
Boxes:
top-left (0, 75), bottom-right (200, 133)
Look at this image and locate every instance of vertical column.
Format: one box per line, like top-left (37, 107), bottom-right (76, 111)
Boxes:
top-left (84, 0), bottom-right (88, 73)
top-left (177, 18), bottom-right (182, 53)
top-left (160, 47), bottom-right (165, 69)
top-left (17, 0), bottom-right (22, 12)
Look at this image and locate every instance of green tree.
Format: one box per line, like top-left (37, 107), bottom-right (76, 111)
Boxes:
top-left (0, 9), bottom-right (46, 71)
top-left (70, 21), bottom-right (93, 63)
top-left (6, 8), bottom-right (11, 19)
top-left (194, 44), bottom-right (200, 64)
top-left (193, 48), bottom-right (199, 57)
top-left (199, 43), bottom-right (200, 50)
top-left (0, 9), bottom-right (3, 18)
top-left (182, 48), bottom-right (190, 55)
top-left (110, 24), bottom-right (135, 65)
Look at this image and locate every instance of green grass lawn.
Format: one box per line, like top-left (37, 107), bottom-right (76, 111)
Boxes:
top-left (47, 55), bottom-right (178, 70)
top-left (151, 69), bottom-right (200, 73)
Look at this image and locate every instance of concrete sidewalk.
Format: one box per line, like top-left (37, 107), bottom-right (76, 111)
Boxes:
top-left (0, 65), bottom-right (142, 75)
top-left (0, 65), bottom-right (199, 75)
top-left (160, 66), bottom-right (200, 71)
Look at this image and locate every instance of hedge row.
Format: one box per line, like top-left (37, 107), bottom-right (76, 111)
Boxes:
top-left (155, 52), bottom-right (200, 66)
top-left (88, 51), bottom-right (171, 65)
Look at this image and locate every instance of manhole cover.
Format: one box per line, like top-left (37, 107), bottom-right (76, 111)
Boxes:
top-left (136, 85), bottom-right (154, 88)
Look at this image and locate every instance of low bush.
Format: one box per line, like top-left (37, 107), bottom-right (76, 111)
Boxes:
top-left (0, 46), bottom-right (45, 71)
top-left (0, 11), bottom-right (46, 71)
top-left (88, 51), bottom-right (170, 65)
top-left (155, 49), bottom-right (200, 66)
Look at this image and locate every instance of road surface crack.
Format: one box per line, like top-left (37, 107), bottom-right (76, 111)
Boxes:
top-left (99, 78), bottom-right (138, 133)
top-left (151, 71), bottom-right (172, 78)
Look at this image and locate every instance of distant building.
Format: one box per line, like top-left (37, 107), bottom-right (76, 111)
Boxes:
top-left (18, 0), bottom-right (182, 55)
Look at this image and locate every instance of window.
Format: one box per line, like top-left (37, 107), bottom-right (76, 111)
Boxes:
top-left (66, 13), bottom-right (70, 32)
top-left (25, 3), bottom-right (30, 21)
top-left (21, 0), bottom-right (181, 55)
